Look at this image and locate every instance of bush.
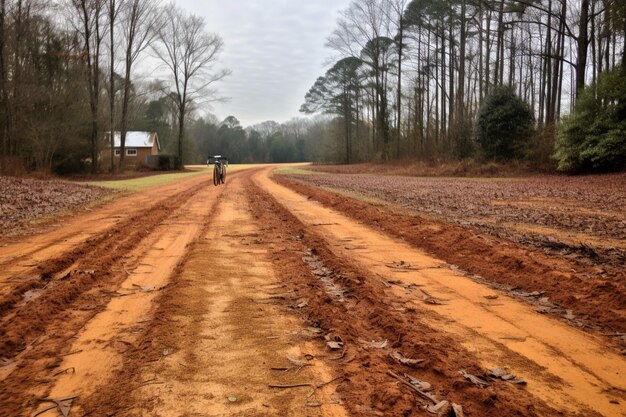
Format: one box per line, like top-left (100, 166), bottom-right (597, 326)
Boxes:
top-left (474, 86), bottom-right (535, 161)
top-left (555, 69), bottom-right (626, 173)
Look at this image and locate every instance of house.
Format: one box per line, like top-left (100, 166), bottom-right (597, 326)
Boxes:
top-left (104, 131), bottom-right (161, 167)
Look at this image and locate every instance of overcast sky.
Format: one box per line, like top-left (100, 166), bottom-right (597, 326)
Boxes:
top-left (173, 0), bottom-right (351, 127)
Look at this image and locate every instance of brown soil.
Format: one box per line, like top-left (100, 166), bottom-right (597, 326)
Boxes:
top-left (260, 168), bottom-right (625, 417)
top-left (1, 166), bottom-right (624, 417)
top-left (0, 172), bottom-right (227, 415)
top-left (309, 161), bottom-right (550, 177)
top-left (289, 171), bottom-right (626, 266)
top-left (0, 175), bottom-right (111, 237)
top-left (275, 176), bottom-right (626, 335)
top-left (81, 173), bottom-right (348, 417)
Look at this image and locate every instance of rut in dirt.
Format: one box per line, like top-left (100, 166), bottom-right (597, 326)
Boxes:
top-left (0, 177), bottom-right (213, 358)
top-left (276, 176), bottom-right (626, 335)
top-left (0, 174), bottom-right (234, 416)
top-left (245, 174), bottom-right (577, 417)
top-left (79, 175), bottom-right (347, 417)
top-left (0, 181), bottom-right (208, 358)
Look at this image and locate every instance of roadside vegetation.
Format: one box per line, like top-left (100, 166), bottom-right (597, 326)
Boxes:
top-left (0, 0), bottom-right (624, 177)
top-left (301, 0), bottom-right (626, 173)
top-left (89, 169), bottom-right (208, 192)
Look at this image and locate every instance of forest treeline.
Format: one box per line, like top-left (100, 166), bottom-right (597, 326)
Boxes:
top-left (0, 0), bottom-right (349, 173)
top-left (0, 0), bottom-right (624, 174)
top-left (303, 0), bottom-right (626, 172)
top-left (0, 0), bottom-right (232, 174)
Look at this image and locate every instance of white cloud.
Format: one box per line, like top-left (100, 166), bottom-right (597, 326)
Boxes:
top-left (173, 0), bottom-right (351, 126)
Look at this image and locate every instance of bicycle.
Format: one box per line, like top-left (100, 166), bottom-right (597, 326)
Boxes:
top-left (208, 155), bottom-right (228, 186)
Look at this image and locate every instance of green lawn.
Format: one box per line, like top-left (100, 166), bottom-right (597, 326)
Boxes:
top-left (271, 166), bottom-right (317, 176)
top-left (87, 169), bottom-right (208, 192)
top-left (87, 164), bottom-right (270, 192)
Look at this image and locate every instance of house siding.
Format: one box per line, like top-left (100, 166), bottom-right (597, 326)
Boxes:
top-left (102, 131), bottom-right (160, 169)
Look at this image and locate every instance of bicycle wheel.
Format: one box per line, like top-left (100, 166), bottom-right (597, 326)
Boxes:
top-left (221, 166), bottom-right (226, 184)
top-left (213, 165), bottom-right (219, 186)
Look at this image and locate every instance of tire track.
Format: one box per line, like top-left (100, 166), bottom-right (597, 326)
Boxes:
top-left (250, 167), bottom-right (623, 417)
top-left (0, 172), bottom-right (240, 415)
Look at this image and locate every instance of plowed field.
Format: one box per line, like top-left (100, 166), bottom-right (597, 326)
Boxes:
top-left (0, 166), bottom-right (624, 417)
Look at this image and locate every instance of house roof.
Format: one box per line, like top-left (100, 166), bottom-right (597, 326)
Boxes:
top-left (109, 132), bottom-right (160, 150)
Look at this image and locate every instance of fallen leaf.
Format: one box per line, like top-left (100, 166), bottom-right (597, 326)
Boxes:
top-left (362, 339), bottom-right (388, 349)
top-left (390, 351), bottom-right (426, 367)
top-left (405, 373), bottom-right (433, 392)
top-left (452, 403), bottom-right (464, 417)
top-left (459, 370), bottom-right (490, 388)
top-left (326, 341), bottom-right (343, 350)
top-left (427, 400), bottom-right (450, 414)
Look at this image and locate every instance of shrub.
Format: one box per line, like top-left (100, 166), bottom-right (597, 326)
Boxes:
top-left (555, 69), bottom-right (626, 173)
top-left (474, 86), bottom-right (535, 161)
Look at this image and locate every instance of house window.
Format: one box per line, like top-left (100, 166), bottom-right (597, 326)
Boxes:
top-left (126, 149), bottom-right (138, 156)
top-left (114, 149), bottom-right (121, 156)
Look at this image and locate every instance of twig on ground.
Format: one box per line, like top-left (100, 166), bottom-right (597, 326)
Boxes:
top-left (52, 367), bottom-right (76, 377)
top-left (60, 349), bottom-right (83, 357)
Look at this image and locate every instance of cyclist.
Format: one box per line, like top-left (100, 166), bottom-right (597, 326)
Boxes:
top-left (207, 155), bottom-right (228, 186)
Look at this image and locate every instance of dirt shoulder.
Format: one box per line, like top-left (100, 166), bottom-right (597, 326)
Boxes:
top-left (274, 174), bottom-right (626, 337)
top-left (0, 175), bottom-right (112, 237)
top-left (0, 171), bottom-right (224, 415)
top-left (287, 171), bottom-right (626, 265)
top-left (308, 161), bottom-right (551, 177)
top-left (252, 168), bottom-right (624, 417)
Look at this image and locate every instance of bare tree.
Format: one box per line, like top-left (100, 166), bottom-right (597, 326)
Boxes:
top-left (328, 0), bottom-right (396, 160)
top-left (152, 3), bottom-right (229, 167)
top-left (0, 0), bottom-right (8, 170)
top-left (107, 0), bottom-right (117, 173)
top-left (118, 0), bottom-right (159, 171)
top-left (70, 0), bottom-right (106, 173)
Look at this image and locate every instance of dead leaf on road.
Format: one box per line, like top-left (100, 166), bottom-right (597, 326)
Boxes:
top-left (488, 368), bottom-right (527, 385)
top-left (361, 339), bottom-right (388, 349)
top-left (459, 370), bottom-right (490, 388)
top-left (427, 400), bottom-right (450, 414)
top-left (452, 403), bottom-right (464, 417)
top-left (390, 351), bottom-right (426, 367)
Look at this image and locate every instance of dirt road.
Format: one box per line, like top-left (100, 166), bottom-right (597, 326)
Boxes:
top-left (0, 166), bottom-right (624, 417)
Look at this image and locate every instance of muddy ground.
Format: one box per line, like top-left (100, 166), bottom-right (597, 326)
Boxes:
top-left (0, 166), bottom-right (624, 417)
top-left (279, 171), bottom-right (626, 332)
top-left (299, 169), bottom-right (626, 266)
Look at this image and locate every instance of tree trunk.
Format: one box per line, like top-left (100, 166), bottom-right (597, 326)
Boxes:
top-left (0, 0), bottom-right (8, 167)
top-left (457, 0), bottom-right (466, 120)
top-left (545, 0), bottom-right (553, 125)
top-left (622, 2), bottom-right (626, 71)
top-left (396, 15), bottom-right (403, 159)
top-left (575, 0), bottom-right (590, 96)
top-left (79, 0), bottom-right (100, 174)
top-left (485, 8), bottom-right (491, 96)
top-left (109, 0), bottom-right (115, 174)
top-left (478, 2), bottom-right (484, 101)
top-left (440, 22), bottom-right (446, 144)
top-left (495, 0), bottom-right (505, 85)
top-left (119, 70), bottom-right (132, 173)
top-left (448, 20), bottom-right (454, 140)
top-left (177, 101), bottom-right (185, 168)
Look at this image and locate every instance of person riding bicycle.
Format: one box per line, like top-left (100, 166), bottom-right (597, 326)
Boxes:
top-left (207, 155), bottom-right (228, 186)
